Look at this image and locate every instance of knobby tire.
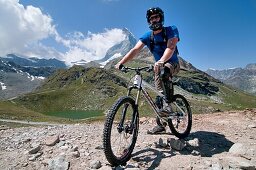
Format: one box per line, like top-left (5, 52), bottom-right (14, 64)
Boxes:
top-left (168, 94), bottom-right (192, 139)
top-left (103, 96), bottom-right (138, 166)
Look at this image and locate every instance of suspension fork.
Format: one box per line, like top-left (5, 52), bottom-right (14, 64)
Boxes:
top-left (117, 86), bottom-right (140, 134)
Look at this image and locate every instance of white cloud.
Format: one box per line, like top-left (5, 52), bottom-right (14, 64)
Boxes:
top-left (0, 0), bottom-right (126, 66)
top-left (60, 28), bottom-right (126, 66)
top-left (21, 42), bottom-right (64, 60)
top-left (0, 0), bottom-right (56, 56)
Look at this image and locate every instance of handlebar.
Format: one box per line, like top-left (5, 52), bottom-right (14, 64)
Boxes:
top-left (119, 64), bottom-right (153, 73)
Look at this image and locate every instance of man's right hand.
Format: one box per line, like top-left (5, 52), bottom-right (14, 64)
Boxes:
top-left (154, 61), bottom-right (164, 73)
top-left (115, 62), bottom-right (123, 70)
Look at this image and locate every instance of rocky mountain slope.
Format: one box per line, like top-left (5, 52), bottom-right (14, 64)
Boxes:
top-left (1, 54), bottom-right (66, 68)
top-left (206, 64), bottom-right (256, 95)
top-left (0, 109), bottom-right (255, 169)
top-left (0, 55), bottom-right (67, 100)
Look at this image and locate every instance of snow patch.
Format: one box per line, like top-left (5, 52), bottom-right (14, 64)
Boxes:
top-left (100, 53), bottom-right (122, 66)
top-left (36, 76), bottom-right (45, 80)
top-left (0, 82), bottom-right (7, 90)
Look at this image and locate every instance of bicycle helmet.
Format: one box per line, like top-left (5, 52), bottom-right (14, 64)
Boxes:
top-left (146, 7), bottom-right (164, 31)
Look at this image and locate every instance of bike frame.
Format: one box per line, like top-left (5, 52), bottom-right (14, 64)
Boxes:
top-left (118, 65), bottom-right (188, 134)
top-left (125, 70), bottom-right (186, 123)
top-left (126, 72), bottom-right (164, 120)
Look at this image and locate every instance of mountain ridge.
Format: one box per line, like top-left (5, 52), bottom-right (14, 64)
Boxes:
top-left (0, 55), bottom-right (66, 100)
top-left (206, 63), bottom-right (256, 95)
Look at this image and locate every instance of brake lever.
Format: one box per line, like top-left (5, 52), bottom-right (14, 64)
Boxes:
top-left (146, 65), bottom-right (154, 72)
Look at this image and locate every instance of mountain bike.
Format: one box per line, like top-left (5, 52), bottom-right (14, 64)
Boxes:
top-left (103, 65), bottom-right (192, 166)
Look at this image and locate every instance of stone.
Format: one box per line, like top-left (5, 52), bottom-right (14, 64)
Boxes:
top-left (45, 135), bottom-right (60, 146)
top-left (187, 138), bottom-right (199, 147)
top-left (71, 151), bottom-right (80, 158)
top-left (167, 138), bottom-right (186, 151)
top-left (248, 124), bottom-right (256, 128)
top-left (48, 155), bottom-right (70, 170)
top-left (90, 160), bottom-right (102, 169)
top-left (229, 143), bottom-right (246, 155)
top-left (28, 144), bottom-right (41, 154)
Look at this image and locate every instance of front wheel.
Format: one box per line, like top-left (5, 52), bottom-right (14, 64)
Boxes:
top-left (103, 96), bottom-right (139, 166)
top-left (167, 94), bottom-right (192, 139)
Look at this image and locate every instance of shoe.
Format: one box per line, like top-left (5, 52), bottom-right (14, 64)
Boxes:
top-left (147, 125), bottom-right (166, 134)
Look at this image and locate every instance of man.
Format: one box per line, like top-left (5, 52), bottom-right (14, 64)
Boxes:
top-left (115, 7), bottom-right (180, 134)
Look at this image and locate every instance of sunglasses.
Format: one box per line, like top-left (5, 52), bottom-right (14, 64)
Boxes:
top-left (149, 15), bottom-right (160, 21)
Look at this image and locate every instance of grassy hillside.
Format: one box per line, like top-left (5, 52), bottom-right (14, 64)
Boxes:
top-left (1, 62), bottom-right (256, 122)
top-left (10, 66), bottom-right (129, 120)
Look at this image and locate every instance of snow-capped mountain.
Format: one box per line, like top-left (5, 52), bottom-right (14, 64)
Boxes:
top-left (95, 28), bottom-right (137, 65)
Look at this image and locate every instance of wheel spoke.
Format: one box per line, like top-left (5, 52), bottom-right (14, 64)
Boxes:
top-left (167, 94), bottom-right (192, 139)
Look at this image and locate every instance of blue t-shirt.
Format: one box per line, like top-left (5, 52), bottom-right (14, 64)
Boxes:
top-left (139, 26), bottom-right (179, 63)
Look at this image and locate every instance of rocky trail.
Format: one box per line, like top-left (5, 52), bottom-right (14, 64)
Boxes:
top-left (0, 109), bottom-right (256, 170)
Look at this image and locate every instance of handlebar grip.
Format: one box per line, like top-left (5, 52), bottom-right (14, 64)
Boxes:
top-left (119, 64), bottom-right (127, 73)
top-left (119, 64), bottom-right (124, 70)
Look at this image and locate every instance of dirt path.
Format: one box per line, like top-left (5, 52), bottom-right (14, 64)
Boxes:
top-left (0, 119), bottom-right (59, 126)
top-left (0, 109), bottom-right (256, 170)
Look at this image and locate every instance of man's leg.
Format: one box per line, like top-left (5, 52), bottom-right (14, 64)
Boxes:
top-left (148, 62), bottom-right (180, 134)
top-left (147, 65), bottom-right (167, 134)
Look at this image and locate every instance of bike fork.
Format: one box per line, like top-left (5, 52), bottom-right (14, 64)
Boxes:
top-left (117, 87), bottom-right (140, 134)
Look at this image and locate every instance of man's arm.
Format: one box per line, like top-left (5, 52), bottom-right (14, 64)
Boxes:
top-left (159, 37), bottom-right (178, 63)
top-left (154, 37), bottom-right (178, 72)
top-left (115, 40), bottom-right (145, 69)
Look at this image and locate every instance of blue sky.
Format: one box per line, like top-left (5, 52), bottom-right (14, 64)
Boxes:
top-left (0, 0), bottom-right (255, 71)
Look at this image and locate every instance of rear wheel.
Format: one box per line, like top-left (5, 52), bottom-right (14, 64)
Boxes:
top-left (103, 96), bottom-right (138, 166)
top-left (168, 94), bottom-right (192, 139)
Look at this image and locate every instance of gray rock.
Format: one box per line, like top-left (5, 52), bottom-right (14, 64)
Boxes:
top-left (28, 152), bottom-right (43, 161)
top-left (48, 155), bottom-right (70, 170)
top-left (248, 124), bottom-right (256, 128)
top-left (99, 165), bottom-right (112, 170)
top-left (45, 135), bottom-right (60, 146)
top-left (224, 156), bottom-right (255, 170)
top-left (71, 151), bottom-right (80, 158)
top-left (187, 138), bottom-right (199, 147)
top-left (211, 162), bottom-right (223, 170)
top-left (71, 145), bottom-right (78, 152)
top-left (229, 143), bottom-right (246, 155)
top-left (28, 144), bottom-right (41, 154)
top-left (158, 138), bottom-right (168, 148)
top-left (90, 160), bottom-right (102, 169)
top-left (167, 138), bottom-right (186, 151)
